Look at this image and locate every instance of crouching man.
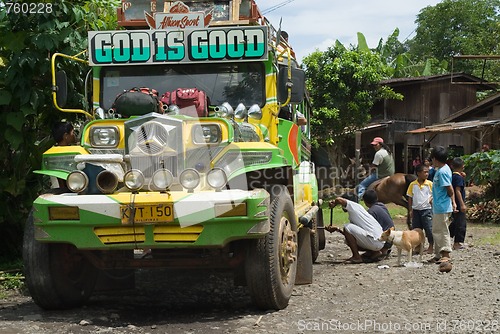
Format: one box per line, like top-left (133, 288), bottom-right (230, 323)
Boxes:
top-left (326, 193), bottom-right (386, 263)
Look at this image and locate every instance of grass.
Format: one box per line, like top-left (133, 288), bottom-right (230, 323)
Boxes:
top-left (321, 200), bottom-right (500, 246)
top-left (0, 258), bottom-right (24, 297)
top-left (474, 228), bottom-right (500, 246)
top-left (321, 201), bottom-right (407, 227)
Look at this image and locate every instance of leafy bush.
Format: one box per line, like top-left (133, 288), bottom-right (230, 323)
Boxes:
top-left (463, 149), bottom-right (500, 199)
top-left (0, 258), bottom-right (24, 293)
top-left (463, 149), bottom-right (500, 224)
top-left (467, 199), bottom-right (500, 224)
top-left (0, 271), bottom-right (24, 291)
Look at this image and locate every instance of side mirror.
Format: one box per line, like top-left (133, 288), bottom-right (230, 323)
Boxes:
top-left (55, 70), bottom-right (68, 108)
top-left (277, 66), bottom-right (305, 104)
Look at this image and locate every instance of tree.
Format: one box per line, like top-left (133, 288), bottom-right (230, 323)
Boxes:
top-left (0, 0), bottom-right (120, 258)
top-left (409, 0), bottom-right (500, 80)
top-left (352, 29), bottom-right (447, 78)
top-left (302, 43), bottom-right (402, 165)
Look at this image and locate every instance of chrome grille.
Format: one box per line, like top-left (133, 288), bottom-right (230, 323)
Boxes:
top-left (129, 155), bottom-right (177, 177)
top-left (137, 121), bottom-right (169, 155)
top-left (125, 115), bottom-right (183, 182)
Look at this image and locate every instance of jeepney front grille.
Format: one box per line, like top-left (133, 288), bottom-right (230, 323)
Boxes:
top-left (94, 226), bottom-right (146, 245)
top-left (129, 154), bottom-right (177, 178)
top-left (136, 121), bottom-right (169, 155)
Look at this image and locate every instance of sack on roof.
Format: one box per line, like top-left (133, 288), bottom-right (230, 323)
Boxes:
top-left (112, 87), bottom-right (162, 116)
top-left (161, 88), bottom-right (208, 117)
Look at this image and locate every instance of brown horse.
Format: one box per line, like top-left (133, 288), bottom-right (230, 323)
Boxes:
top-left (367, 173), bottom-right (417, 229)
top-left (341, 158), bottom-right (369, 187)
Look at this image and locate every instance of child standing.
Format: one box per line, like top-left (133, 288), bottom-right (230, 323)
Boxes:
top-left (424, 157), bottom-right (436, 181)
top-left (428, 146), bottom-right (456, 264)
top-left (450, 157), bottom-right (467, 250)
top-left (407, 164), bottom-right (434, 254)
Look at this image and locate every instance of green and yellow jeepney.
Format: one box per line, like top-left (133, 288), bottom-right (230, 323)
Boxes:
top-left (23, 0), bottom-right (325, 311)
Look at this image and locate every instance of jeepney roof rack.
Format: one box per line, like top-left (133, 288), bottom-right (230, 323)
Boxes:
top-left (117, 0), bottom-right (264, 29)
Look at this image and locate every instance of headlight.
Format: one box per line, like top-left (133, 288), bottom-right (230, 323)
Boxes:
top-left (206, 168), bottom-right (227, 190)
top-left (248, 104), bottom-right (262, 120)
top-left (152, 169), bottom-right (174, 190)
top-left (124, 169), bottom-right (145, 191)
top-left (234, 103), bottom-right (247, 119)
top-left (67, 171), bottom-right (89, 193)
top-left (179, 168), bottom-right (200, 191)
top-left (90, 126), bottom-right (119, 148)
top-left (167, 104), bottom-right (180, 114)
top-left (214, 102), bottom-right (234, 118)
top-left (192, 124), bottom-right (221, 144)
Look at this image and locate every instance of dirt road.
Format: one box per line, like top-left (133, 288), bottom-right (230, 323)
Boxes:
top-left (1, 220), bottom-right (499, 334)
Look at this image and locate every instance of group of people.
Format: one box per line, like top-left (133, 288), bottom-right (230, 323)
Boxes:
top-left (331, 137), bottom-right (467, 266)
top-left (407, 148), bottom-right (467, 262)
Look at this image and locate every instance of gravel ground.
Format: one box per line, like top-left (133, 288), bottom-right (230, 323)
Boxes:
top-left (1, 220), bottom-right (499, 334)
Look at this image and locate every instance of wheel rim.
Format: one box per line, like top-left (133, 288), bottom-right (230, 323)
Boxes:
top-left (279, 214), bottom-right (297, 285)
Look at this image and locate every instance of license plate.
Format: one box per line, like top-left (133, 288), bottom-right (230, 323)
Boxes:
top-left (121, 204), bottom-right (174, 224)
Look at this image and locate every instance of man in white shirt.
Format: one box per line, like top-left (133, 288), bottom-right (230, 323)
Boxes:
top-left (326, 195), bottom-right (385, 263)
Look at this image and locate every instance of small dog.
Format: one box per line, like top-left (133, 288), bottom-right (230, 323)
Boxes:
top-left (379, 227), bottom-right (425, 266)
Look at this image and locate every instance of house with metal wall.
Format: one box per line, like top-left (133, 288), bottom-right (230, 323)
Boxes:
top-left (356, 73), bottom-right (498, 172)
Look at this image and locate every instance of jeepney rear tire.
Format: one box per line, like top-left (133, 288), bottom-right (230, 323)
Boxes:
top-left (245, 184), bottom-right (297, 310)
top-left (311, 215), bottom-right (320, 263)
top-left (23, 209), bottom-right (97, 310)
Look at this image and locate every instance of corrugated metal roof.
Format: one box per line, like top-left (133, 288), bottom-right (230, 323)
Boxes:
top-left (380, 73), bottom-right (497, 90)
top-left (407, 119), bottom-right (500, 134)
top-left (360, 121), bottom-right (393, 131)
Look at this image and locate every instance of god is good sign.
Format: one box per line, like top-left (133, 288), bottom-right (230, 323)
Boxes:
top-left (88, 26), bottom-right (268, 65)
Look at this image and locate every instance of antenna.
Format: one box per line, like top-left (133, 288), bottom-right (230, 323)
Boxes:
top-left (262, 0), bottom-right (296, 15)
top-left (451, 55), bottom-right (500, 85)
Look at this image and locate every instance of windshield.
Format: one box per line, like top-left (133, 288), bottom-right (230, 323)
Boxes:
top-left (100, 63), bottom-right (264, 111)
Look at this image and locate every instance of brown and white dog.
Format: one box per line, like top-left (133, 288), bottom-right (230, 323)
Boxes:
top-left (379, 227), bottom-right (425, 266)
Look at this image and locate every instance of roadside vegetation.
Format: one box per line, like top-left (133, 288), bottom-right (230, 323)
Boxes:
top-left (0, 259), bottom-right (24, 298)
top-left (464, 149), bottom-right (500, 224)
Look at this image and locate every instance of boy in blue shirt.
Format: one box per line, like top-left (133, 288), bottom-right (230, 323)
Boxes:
top-left (428, 146), bottom-right (456, 264)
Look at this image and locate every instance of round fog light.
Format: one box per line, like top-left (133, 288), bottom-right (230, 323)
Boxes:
top-left (152, 169), bottom-right (174, 189)
top-left (207, 168), bottom-right (227, 190)
top-left (179, 168), bottom-right (200, 190)
top-left (67, 171), bottom-right (89, 193)
top-left (124, 169), bottom-right (145, 191)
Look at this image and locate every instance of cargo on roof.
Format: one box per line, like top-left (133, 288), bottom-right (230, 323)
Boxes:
top-left (117, 0), bottom-right (264, 29)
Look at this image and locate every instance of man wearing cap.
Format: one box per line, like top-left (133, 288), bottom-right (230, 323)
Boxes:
top-left (357, 137), bottom-right (395, 200)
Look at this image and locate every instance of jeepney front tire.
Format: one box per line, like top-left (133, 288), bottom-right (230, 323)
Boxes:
top-left (245, 185), bottom-right (297, 310)
top-left (23, 209), bottom-right (97, 310)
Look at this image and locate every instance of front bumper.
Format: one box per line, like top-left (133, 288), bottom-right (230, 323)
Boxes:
top-left (32, 189), bottom-right (270, 249)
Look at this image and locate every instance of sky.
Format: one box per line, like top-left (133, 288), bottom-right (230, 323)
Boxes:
top-left (254, 0), bottom-right (442, 63)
